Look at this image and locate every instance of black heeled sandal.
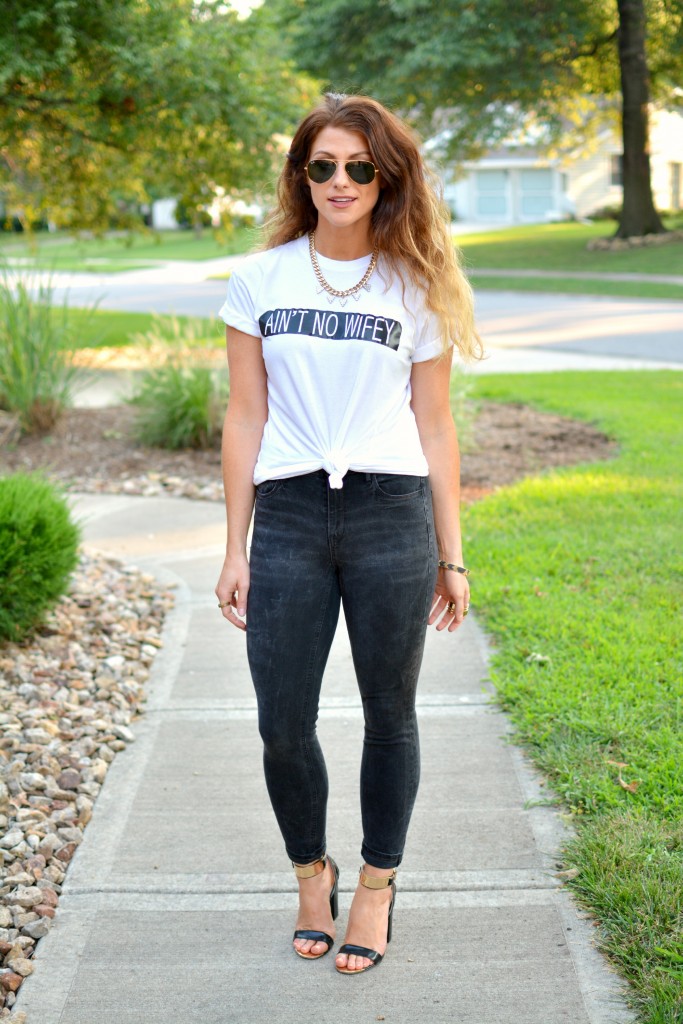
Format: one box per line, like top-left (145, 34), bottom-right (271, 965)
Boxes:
top-left (336, 867), bottom-right (396, 974)
top-left (292, 854), bottom-right (339, 960)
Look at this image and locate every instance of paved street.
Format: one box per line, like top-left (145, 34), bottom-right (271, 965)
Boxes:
top-left (38, 258), bottom-right (683, 373)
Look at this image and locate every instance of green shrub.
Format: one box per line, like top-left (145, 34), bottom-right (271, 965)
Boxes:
top-left (0, 473), bottom-right (80, 644)
top-left (0, 269), bottom-right (86, 433)
top-left (587, 203), bottom-right (622, 222)
top-left (129, 363), bottom-right (228, 449)
top-left (127, 315), bottom-right (228, 449)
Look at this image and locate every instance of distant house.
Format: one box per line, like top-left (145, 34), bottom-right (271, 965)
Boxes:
top-left (443, 107), bottom-right (683, 224)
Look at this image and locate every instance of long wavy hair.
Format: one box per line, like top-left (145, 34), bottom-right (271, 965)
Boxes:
top-left (264, 93), bottom-right (483, 361)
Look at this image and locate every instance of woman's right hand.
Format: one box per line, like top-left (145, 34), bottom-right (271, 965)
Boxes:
top-left (215, 553), bottom-right (250, 631)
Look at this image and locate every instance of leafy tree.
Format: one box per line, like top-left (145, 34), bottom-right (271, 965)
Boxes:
top-left (271, 0), bottom-right (683, 238)
top-left (0, 0), bottom-right (316, 230)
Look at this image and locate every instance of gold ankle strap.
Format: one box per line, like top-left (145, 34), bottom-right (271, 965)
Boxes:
top-left (292, 856), bottom-right (327, 879)
top-left (359, 867), bottom-right (397, 889)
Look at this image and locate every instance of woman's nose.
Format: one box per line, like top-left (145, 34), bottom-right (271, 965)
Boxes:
top-left (331, 163), bottom-right (351, 187)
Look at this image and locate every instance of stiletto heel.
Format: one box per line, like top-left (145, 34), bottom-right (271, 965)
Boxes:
top-left (336, 867), bottom-right (396, 975)
top-left (330, 875), bottom-right (339, 921)
top-left (292, 855), bottom-right (339, 960)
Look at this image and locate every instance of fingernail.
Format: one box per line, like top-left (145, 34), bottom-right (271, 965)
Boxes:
top-left (238, 607), bottom-right (245, 616)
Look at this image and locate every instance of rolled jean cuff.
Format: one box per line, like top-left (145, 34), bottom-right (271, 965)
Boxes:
top-left (361, 843), bottom-right (403, 870)
top-left (286, 840), bottom-right (327, 866)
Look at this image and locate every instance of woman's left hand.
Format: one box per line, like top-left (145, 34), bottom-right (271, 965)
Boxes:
top-left (428, 570), bottom-right (470, 632)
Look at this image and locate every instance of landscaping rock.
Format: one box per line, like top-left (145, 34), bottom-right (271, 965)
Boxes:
top-left (586, 227), bottom-right (683, 251)
top-left (17, 775), bottom-right (46, 793)
top-left (21, 919), bottom-right (50, 940)
top-left (4, 960), bottom-right (33, 979)
top-left (32, 905), bottom-right (56, 920)
top-left (0, 972), bottom-right (22, 993)
top-left (56, 770), bottom-right (81, 791)
top-left (111, 724), bottom-right (135, 743)
top-left (0, 836), bottom-right (22, 853)
top-left (0, 552), bottom-right (174, 1010)
top-left (5, 889), bottom-right (42, 910)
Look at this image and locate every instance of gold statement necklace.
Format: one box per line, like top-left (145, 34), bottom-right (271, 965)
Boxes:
top-left (308, 231), bottom-right (379, 306)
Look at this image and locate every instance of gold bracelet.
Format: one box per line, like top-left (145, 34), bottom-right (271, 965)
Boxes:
top-left (438, 560), bottom-right (471, 576)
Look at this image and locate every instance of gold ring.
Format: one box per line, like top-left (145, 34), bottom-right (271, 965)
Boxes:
top-left (463, 606), bottom-right (470, 616)
top-left (218, 600), bottom-right (231, 609)
top-left (447, 601), bottom-right (457, 614)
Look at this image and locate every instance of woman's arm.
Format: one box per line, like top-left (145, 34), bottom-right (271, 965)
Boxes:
top-left (410, 352), bottom-right (470, 632)
top-left (215, 326), bottom-right (268, 631)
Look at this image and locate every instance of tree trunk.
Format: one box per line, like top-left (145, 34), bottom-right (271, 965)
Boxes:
top-left (615, 0), bottom-right (666, 237)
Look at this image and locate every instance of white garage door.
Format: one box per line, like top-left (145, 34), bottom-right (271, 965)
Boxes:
top-left (475, 170), bottom-right (509, 219)
top-left (519, 169), bottom-right (555, 219)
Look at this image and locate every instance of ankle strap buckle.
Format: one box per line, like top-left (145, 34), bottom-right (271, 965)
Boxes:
top-left (292, 856), bottom-right (327, 879)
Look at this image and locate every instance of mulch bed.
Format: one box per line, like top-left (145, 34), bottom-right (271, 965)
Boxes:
top-left (0, 401), bottom-right (618, 502)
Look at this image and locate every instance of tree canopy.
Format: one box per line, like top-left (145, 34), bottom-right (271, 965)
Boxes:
top-left (270, 0), bottom-right (683, 234)
top-left (272, 0), bottom-right (681, 148)
top-left (0, 0), bottom-right (316, 229)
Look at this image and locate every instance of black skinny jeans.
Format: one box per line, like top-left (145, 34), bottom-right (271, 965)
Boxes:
top-left (246, 470), bottom-right (438, 869)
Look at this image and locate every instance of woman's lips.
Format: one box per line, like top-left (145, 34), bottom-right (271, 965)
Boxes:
top-left (329, 197), bottom-right (355, 206)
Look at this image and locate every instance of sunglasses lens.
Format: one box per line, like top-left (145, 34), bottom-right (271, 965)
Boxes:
top-left (307, 160), bottom-right (377, 185)
top-left (346, 161), bottom-right (376, 185)
top-left (307, 160), bottom-right (336, 183)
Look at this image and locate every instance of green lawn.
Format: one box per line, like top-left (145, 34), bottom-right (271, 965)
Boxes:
top-left (469, 273), bottom-right (683, 301)
top-left (460, 371), bottom-right (683, 1023)
top-left (64, 309), bottom-right (219, 350)
top-left (457, 219), bottom-right (683, 275)
top-left (5, 220), bottom-right (683, 302)
top-left (0, 225), bottom-right (258, 273)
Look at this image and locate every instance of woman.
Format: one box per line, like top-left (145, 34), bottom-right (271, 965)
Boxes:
top-left (215, 93), bottom-right (482, 975)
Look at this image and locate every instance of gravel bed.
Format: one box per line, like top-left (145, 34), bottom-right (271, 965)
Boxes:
top-left (0, 553), bottom-right (175, 1019)
top-left (64, 472), bottom-right (224, 502)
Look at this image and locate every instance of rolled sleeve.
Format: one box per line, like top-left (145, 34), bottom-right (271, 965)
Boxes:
top-left (217, 266), bottom-right (260, 337)
top-left (412, 305), bottom-right (446, 362)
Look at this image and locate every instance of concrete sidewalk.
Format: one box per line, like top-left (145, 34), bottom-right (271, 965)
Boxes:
top-left (16, 493), bottom-right (634, 1024)
top-left (470, 268), bottom-right (683, 286)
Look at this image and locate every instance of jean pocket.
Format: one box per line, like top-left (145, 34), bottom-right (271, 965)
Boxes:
top-left (255, 478), bottom-right (283, 498)
top-left (371, 474), bottom-right (424, 500)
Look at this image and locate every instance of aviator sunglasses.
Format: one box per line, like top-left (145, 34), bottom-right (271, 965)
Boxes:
top-left (307, 159), bottom-right (379, 185)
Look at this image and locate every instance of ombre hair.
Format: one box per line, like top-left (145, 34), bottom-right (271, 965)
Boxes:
top-left (264, 93), bottom-right (483, 362)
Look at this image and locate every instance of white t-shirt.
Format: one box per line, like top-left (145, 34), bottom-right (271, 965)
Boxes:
top-left (218, 234), bottom-right (443, 487)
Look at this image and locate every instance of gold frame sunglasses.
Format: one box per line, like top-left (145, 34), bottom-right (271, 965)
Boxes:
top-left (306, 159), bottom-right (380, 185)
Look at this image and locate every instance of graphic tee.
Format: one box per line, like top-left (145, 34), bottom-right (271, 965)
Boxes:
top-left (218, 234), bottom-right (444, 487)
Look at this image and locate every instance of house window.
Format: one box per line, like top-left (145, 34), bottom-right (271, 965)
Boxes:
top-left (610, 154), bottom-right (623, 187)
top-left (671, 163), bottom-right (682, 211)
